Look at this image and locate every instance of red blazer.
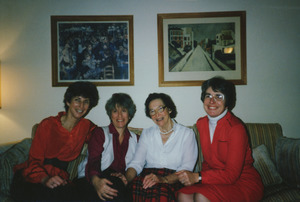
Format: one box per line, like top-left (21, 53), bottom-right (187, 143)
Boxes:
top-left (197, 112), bottom-right (263, 199)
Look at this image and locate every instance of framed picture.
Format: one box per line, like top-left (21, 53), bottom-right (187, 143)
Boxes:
top-left (157, 11), bottom-right (246, 87)
top-left (51, 15), bottom-right (134, 86)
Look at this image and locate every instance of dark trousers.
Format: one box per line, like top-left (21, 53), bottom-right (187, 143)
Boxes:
top-left (10, 169), bottom-right (81, 201)
top-left (75, 168), bottom-right (130, 202)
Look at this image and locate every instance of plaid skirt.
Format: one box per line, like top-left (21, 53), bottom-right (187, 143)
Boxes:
top-left (130, 168), bottom-right (183, 202)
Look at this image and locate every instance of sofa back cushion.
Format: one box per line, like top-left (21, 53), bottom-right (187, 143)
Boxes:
top-left (245, 123), bottom-right (283, 162)
top-left (252, 144), bottom-right (283, 186)
top-left (275, 137), bottom-right (300, 188)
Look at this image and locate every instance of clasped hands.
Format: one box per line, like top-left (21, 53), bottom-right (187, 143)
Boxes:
top-left (175, 170), bottom-right (199, 186)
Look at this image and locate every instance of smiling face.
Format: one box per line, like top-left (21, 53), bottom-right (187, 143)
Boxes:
top-left (149, 99), bottom-right (172, 129)
top-left (67, 96), bottom-right (90, 120)
top-left (203, 87), bottom-right (226, 117)
top-left (111, 104), bottom-right (130, 130)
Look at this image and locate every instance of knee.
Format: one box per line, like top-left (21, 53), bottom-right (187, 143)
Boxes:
top-left (195, 193), bottom-right (210, 202)
top-left (178, 192), bottom-right (193, 202)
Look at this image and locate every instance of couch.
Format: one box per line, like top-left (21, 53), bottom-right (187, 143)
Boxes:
top-left (0, 123), bottom-right (299, 201)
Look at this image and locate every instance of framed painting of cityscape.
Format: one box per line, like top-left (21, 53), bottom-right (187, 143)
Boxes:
top-left (51, 15), bottom-right (134, 86)
top-left (157, 11), bottom-right (246, 87)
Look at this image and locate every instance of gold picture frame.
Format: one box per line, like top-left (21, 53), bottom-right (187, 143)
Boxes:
top-left (51, 15), bottom-right (134, 86)
top-left (158, 11), bottom-right (246, 87)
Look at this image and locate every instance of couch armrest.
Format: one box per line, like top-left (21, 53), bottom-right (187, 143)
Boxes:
top-left (0, 138), bottom-right (32, 196)
top-left (0, 141), bottom-right (20, 155)
top-left (275, 137), bottom-right (300, 188)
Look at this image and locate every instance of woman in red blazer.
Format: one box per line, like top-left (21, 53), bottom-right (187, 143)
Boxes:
top-left (177, 77), bottom-right (263, 201)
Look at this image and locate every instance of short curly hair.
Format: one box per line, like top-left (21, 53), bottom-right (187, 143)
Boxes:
top-left (105, 93), bottom-right (136, 124)
top-left (63, 81), bottom-right (99, 112)
top-left (144, 93), bottom-right (177, 119)
top-left (200, 76), bottom-right (236, 110)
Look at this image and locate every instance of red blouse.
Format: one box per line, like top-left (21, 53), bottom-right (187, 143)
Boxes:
top-left (16, 112), bottom-right (96, 184)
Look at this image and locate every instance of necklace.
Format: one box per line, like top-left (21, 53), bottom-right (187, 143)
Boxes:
top-left (160, 128), bottom-right (174, 135)
top-left (160, 124), bottom-right (174, 135)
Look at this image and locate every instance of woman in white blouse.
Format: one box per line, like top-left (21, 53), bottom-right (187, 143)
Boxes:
top-left (125, 93), bottom-right (198, 201)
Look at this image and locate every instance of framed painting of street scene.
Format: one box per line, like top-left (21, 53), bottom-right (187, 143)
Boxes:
top-left (157, 11), bottom-right (246, 87)
top-left (51, 15), bottom-right (134, 86)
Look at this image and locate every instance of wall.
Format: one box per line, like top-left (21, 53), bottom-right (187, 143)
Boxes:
top-left (0, 0), bottom-right (299, 143)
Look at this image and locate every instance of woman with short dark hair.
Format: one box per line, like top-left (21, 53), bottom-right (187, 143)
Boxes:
top-left (11, 81), bottom-right (99, 201)
top-left (177, 77), bottom-right (264, 202)
top-left (125, 93), bottom-right (198, 201)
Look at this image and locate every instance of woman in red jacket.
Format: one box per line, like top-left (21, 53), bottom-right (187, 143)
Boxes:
top-left (177, 77), bottom-right (263, 201)
top-left (11, 81), bottom-right (99, 201)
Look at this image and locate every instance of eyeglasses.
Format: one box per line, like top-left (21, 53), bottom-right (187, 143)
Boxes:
top-left (204, 93), bottom-right (224, 102)
top-left (149, 106), bottom-right (167, 116)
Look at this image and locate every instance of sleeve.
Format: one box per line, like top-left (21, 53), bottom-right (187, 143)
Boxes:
top-left (201, 124), bottom-right (249, 184)
top-left (85, 127), bottom-right (105, 182)
top-left (126, 129), bottom-right (148, 175)
top-left (22, 120), bottom-right (59, 183)
top-left (177, 127), bottom-right (198, 172)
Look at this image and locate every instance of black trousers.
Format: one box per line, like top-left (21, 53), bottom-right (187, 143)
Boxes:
top-left (11, 168), bottom-right (130, 202)
top-left (74, 168), bottom-right (130, 202)
top-left (10, 169), bottom-right (82, 201)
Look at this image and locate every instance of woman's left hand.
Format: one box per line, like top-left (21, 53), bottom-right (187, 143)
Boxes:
top-left (111, 172), bottom-right (128, 186)
top-left (176, 170), bottom-right (197, 186)
top-left (143, 173), bottom-right (160, 189)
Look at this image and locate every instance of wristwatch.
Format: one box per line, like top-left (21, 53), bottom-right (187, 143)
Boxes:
top-left (198, 172), bottom-right (202, 183)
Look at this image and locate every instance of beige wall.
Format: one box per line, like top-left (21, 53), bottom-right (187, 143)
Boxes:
top-left (0, 0), bottom-right (299, 143)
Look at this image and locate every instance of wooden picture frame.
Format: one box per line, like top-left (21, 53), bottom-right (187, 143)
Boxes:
top-left (51, 15), bottom-right (134, 86)
top-left (157, 11), bottom-right (246, 87)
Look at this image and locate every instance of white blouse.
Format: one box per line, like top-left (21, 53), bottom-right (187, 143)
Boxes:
top-left (126, 121), bottom-right (198, 175)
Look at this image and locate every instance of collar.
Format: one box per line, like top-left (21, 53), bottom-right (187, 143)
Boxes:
top-left (207, 109), bottom-right (228, 124)
top-left (108, 122), bottom-right (132, 138)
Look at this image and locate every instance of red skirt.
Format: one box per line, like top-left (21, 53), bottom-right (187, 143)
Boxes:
top-left (178, 169), bottom-right (264, 201)
top-left (130, 168), bottom-right (183, 202)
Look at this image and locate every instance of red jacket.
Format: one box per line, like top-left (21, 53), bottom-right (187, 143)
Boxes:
top-left (196, 111), bottom-right (263, 201)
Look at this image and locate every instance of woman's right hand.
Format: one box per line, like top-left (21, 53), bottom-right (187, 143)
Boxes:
top-left (91, 175), bottom-right (118, 200)
top-left (42, 175), bottom-right (67, 189)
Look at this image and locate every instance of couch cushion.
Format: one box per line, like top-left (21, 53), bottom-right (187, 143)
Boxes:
top-left (252, 144), bottom-right (282, 187)
top-left (275, 137), bottom-right (300, 188)
top-left (262, 183), bottom-right (300, 201)
top-left (246, 123), bottom-right (283, 162)
top-left (0, 138), bottom-right (32, 196)
top-left (67, 143), bottom-right (88, 180)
